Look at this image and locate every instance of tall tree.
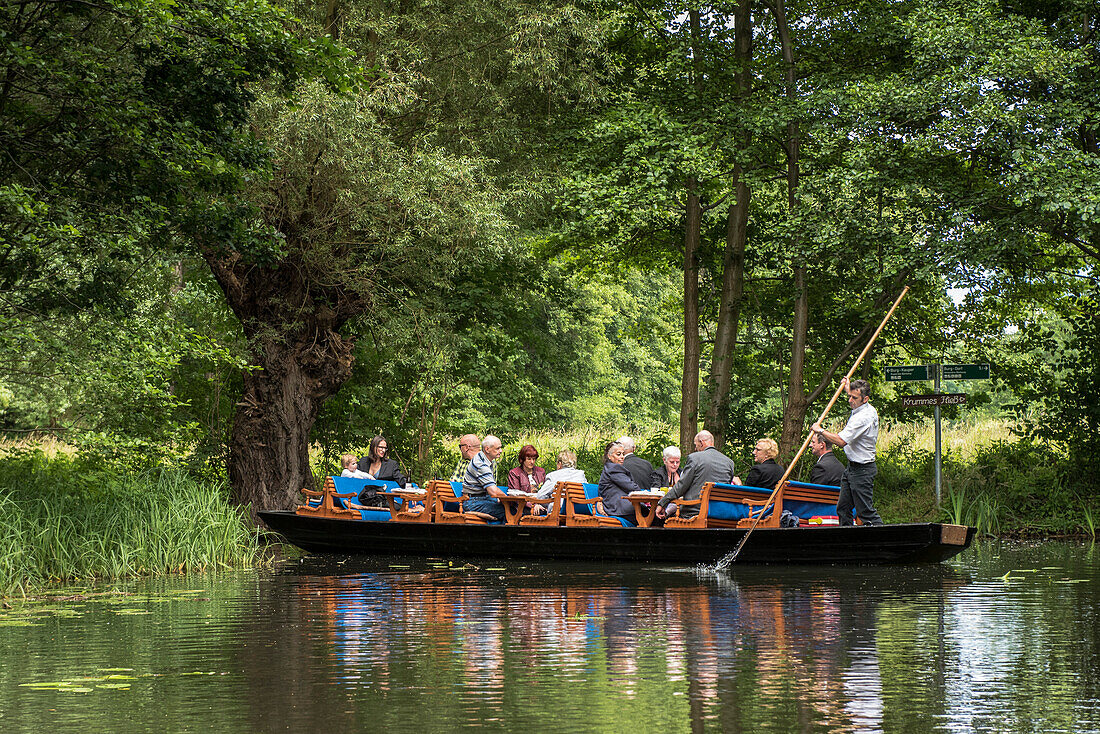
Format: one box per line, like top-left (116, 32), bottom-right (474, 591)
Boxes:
top-left (0, 0), bottom-right (334, 451)
top-left (208, 0), bottom-right (610, 514)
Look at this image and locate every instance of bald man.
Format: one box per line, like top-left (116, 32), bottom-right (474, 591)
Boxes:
top-left (656, 430), bottom-right (736, 520)
top-left (449, 434), bottom-right (480, 482)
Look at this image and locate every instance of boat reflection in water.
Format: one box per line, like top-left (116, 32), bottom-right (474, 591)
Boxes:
top-left (286, 559), bottom-right (969, 732)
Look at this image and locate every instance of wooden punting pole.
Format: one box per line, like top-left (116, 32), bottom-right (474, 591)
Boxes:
top-left (717, 285), bottom-right (910, 569)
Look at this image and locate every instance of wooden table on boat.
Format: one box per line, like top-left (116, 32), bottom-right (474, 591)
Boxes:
top-left (378, 489), bottom-right (429, 518)
top-left (625, 492), bottom-right (666, 528)
top-left (498, 493), bottom-right (538, 525)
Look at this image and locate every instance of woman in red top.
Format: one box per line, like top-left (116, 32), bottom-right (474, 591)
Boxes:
top-left (507, 444), bottom-right (546, 494)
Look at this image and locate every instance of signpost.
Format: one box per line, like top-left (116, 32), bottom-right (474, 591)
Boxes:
top-left (885, 365), bottom-right (934, 382)
top-left (900, 393), bottom-right (967, 409)
top-left (941, 364), bottom-right (990, 381)
top-left (889, 363), bottom-right (990, 508)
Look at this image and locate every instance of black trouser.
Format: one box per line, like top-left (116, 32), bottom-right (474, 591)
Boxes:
top-left (837, 461), bottom-right (883, 526)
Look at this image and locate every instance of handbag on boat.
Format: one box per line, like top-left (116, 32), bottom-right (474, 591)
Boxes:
top-left (357, 486), bottom-right (387, 508)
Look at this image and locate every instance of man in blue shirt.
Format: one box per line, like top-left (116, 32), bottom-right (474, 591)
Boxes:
top-left (812, 377), bottom-right (883, 526)
top-left (462, 435), bottom-right (507, 521)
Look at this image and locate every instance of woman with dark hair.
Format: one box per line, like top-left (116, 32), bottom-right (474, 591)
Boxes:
top-left (596, 440), bottom-right (642, 524)
top-left (357, 435), bottom-right (410, 488)
top-left (507, 444), bottom-right (546, 494)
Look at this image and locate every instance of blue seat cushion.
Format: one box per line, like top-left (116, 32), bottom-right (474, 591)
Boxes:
top-left (330, 476), bottom-right (403, 520)
top-left (572, 482), bottom-right (633, 526)
top-left (784, 480), bottom-right (844, 519)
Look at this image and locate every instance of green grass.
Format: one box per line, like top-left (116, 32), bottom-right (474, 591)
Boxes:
top-left (0, 451), bottom-right (263, 595)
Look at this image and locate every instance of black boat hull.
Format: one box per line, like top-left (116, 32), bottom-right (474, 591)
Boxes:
top-left (259, 511), bottom-right (975, 565)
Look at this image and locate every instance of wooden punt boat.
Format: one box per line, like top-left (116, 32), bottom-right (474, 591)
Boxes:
top-left (260, 509), bottom-right (973, 565)
top-left (261, 477), bottom-right (975, 565)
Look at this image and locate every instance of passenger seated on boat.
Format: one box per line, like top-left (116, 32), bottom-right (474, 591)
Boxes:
top-left (650, 445), bottom-right (681, 489)
top-left (656, 430), bottom-right (736, 521)
top-left (597, 441), bottom-right (644, 524)
top-left (450, 434), bottom-right (481, 482)
top-left (357, 435), bottom-right (411, 488)
top-left (507, 444), bottom-right (546, 495)
top-left (808, 432), bottom-right (845, 486)
top-left (461, 434), bottom-right (507, 521)
top-left (732, 438), bottom-right (785, 489)
top-left (340, 454), bottom-right (375, 480)
top-left (534, 450), bottom-right (587, 514)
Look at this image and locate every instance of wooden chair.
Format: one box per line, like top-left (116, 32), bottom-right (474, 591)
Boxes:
top-left (563, 482), bottom-right (627, 527)
top-left (296, 477), bottom-right (359, 519)
top-left (434, 481), bottom-right (498, 524)
top-left (663, 481), bottom-right (714, 529)
top-left (381, 480), bottom-right (438, 523)
top-left (519, 482), bottom-right (564, 526)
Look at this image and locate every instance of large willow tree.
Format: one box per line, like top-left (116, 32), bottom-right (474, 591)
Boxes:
top-left (205, 0), bottom-right (609, 514)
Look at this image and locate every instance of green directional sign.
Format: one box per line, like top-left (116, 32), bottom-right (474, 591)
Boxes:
top-left (885, 365), bottom-right (933, 382)
top-left (941, 363), bottom-right (990, 381)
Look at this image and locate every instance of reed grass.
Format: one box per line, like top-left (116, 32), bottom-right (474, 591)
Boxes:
top-left (942, 488), bottom-right (1002, 536)
top-left (0, 452), bottom-right (262, 594)
top-left (1083, 506), bottom-right (1097, 541)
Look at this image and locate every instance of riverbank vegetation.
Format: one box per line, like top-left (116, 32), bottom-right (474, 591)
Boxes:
top-left (1, 0), bottom-right (1097, 582)
top-left (0, 451), bottom-right (262, 595)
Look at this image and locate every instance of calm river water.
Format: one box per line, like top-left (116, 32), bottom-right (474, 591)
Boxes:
top-left (2, 540), bottom-right (1098, 733)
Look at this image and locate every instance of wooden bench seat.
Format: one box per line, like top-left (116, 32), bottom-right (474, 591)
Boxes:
top-left (705, 483), bottom-right (781, 528)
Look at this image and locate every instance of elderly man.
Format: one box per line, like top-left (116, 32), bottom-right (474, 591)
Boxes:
top-left (450, 434), bottom-right (480, 482)
top-left (462, 434), bottom-right (507, 521)
top-left (808, 432), bottom-right (845, 486)
top-left (656, 430), bottom-right (736, 520)
top-left (812, 377), bottom-right (883, 526)
top-left (618, 436), bottom-right (656, 490)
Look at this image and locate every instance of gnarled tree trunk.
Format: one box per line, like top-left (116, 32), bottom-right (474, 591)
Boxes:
top-left (204, 250), bottom-right (360, 521)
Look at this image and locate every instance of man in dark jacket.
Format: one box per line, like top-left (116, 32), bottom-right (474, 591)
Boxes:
top-left (809, 432), bottom-right (845, 486)
top-left (618, 436), bottom-right (657, 489)
top-left (656, 431), bottom-right (736, 520)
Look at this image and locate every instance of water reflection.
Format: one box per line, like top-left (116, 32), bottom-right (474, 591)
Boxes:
top-left (3, 544), bottom-right (1100, 733)
top-left (279, 560), bottom-right (978, 732)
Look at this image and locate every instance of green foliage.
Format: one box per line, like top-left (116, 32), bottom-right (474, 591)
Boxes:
top-left (1011, 290), bottom-right (1100, 477)
top-left (0, 261), bottom-right (248, 464)
top-left (875, 435), bottom-right (1093, 534)
top-left (0, 0), bottom-right (341, 453)
top-left (0, 0), bottom-right (339, 315)
top-left (312, 261), bottom-right (682, 480)
top-left (0, 0), bottom-right (1097, 531)
top-left (0, 452), bottom-right (262, 593)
